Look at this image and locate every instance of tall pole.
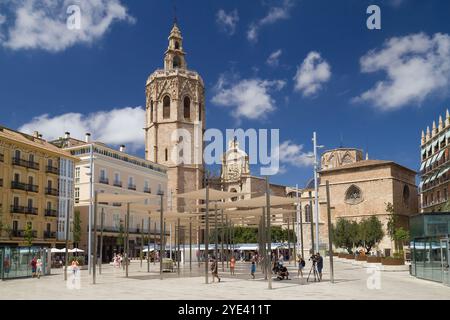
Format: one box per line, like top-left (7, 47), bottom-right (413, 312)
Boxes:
top-left (169, 223), bottom-right (172, 260)
top-left (147, 217), bottom-right (151, 272)
top-left (125, 203), bottom-right (130, 278)
top-left (153, 221), bottom-right (157, 265)
top-left (265, 176), bottom-right (272, 290)
top-left (296, 185), bottom-right (304, 258)
top-left (64, 198), bottom-right (70, 281)
top-left (292, 213), bottom-right (297, 266)
top-left (205, 176), bottom-right (210, 284)
top-left (99, 207), bottom-right (104, 274)
top-left (214, 203), bottom-right (218, 260)
top-left (226, 216), bottom-right (229, 269)
top-left (177, 218), bottom-right (181, 275)
top-left (221, 209), bottom-right (224, 272)
top-left (159, 192), bottom-right (164, 280)
top-left (313, 131), bottom-right (320, 254)
top-left (88, 143), bottom-right (94, 274)
top-left (197, 224), bottom-right (200, 268)
top-left (287, 216), bottom-right (291, 264)
top-left (92, 192), bottom-right (98, 284)
top-left (309, 191), bottom-right (314, 254)
top-left (141, 219), bottom-right (144, 268)
top-left (189, 217), bottom-right (192, 272)
top-left (326, 180), bottom-right (335, 284)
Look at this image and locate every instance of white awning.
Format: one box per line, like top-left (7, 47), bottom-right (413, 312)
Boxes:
top-left (432, 140), bottom-right (438, 148)
top-left (430, 153), bottom-right (439, 165)
top-left (418, 181), bottom-right (424, 189)
top-left (426, 145), bottom-right (432, 153)
top-left (437, 149), bottom-right (445, 161)
top-left (447, 131), bottom-right (450, 139)
top-left (420, 161), bottom-right (426, 171)
top-left (426, 157), bottom-right (432, 168)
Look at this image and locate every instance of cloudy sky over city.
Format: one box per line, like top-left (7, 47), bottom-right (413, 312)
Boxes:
top-left (1, 0), bottom-right (450, 186)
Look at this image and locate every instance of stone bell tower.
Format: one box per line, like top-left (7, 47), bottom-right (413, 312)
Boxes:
top-left (145, 23), bottom-right (205, 212)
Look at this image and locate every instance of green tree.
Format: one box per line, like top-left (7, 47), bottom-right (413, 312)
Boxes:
top-left (358, 216), bottom-right (384, 254)
top-left (394, 227), bottom-right (410, 249)
top-left (117, 223), bottom-right (124, 250)
top-left (73, 210), bottom-right (82, 247)
top-left (386, 202), bottom-right (408, 254)
top-left (24, 221), bottom-right (34, 247)
top-left (3, 223), bottom-right (12, 239)
top-left (331, 218), bottom-right (359, 253)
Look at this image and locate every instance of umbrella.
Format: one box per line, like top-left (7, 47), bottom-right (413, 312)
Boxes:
top-left (50, 248), bottom-right (63, 253)
top-left (69, 248), bottom-right (84, 253)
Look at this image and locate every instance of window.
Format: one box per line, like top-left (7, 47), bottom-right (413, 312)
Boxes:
top-left (175, 41), bottom-right (180, 49)
top-left (47, 202), bottom-right (52, 210)
top-left (75, 187), bottom-right (80, 203)
top-left (47, 180), bottom-right (52, 189)
top-left (437, 191), bottom-right (441, 202)
top-left (28, 176), bottom-right (34, 186)
top-left (13, 221), bottom-right (18, 231)
top-left (28, 154), bottom-right (34, 163)
top-left (158, 184), bottom-right (162, 194)
top-left (184, 96), bottom-right (191, 119)
top-left (345, 185), bottom-right (362, 204)
top-left (305, 205), bottom-right (311, 223)
top-left (75, 167), bottom-right (80, 183)
top-left (163, 96), bottom-right (171, 119)
top-left (46, 223), bottom-right (51, 232)
top-left (173, 55), bottom-right (181, 68)
top-left (165, 148), bottom-right (168, 162)
top-left (150, 100), bottom-right (154, 122)
top-left (13, 197), bottom-right (19, 207)
top-left (27, 199), bottom-right (33, 209)
top-left (15, 150), bottom-right (21, 159)
top-left (48, 159), bottom-right (53, 167)
top-left (14, 173), bottom-right (20, 182)
top-left (114, 173), bottom-right (120, 183)
top-left (444, 188), bottom-right (448, 201)
top-left (403, 185), bottom-right (410, 204)
top-left (100, 169), bottom-right (106, 180)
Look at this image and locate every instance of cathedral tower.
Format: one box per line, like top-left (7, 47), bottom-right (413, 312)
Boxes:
top-left (145, 23), bottom-right (205, 211)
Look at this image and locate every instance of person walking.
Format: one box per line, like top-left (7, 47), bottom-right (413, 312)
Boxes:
top-left (211, 257), bottom-right (221, 283)
top-left (36, 257), bottom-right (43, 279)
top-left (316, 252), bottom-right (323, 281)
top-left (230, 256), bottom-right (236, 275)
top-left (297, 255), bottom-right (305, 278)
top-left (71, 259), bottom-right (79, 284)
top-left (250, 260), bottom-right (256, 279)
top-left (30, 257), bottom-right (37, 278)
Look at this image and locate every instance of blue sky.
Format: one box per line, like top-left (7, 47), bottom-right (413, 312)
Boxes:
top-left (1, 0), bottom-right (450, 187)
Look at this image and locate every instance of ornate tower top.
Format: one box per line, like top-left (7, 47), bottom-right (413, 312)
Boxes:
top-left (164, 23), bottom-right (187, 71)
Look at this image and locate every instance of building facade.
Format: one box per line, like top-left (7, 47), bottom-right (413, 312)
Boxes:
top-left (54, 133), bottom-right (168, 262)
top-left (317, 148), bottom-right (418, 256)
top-left (419, 110), bottom-right (450, 212)
top-left (0, 126), bottom-right (77, 248)
top-left (145, 23), bottom-right (205, 212)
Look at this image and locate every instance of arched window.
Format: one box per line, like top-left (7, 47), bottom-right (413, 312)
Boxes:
top-left (345, 185), bottom-right (362, 204)
top-left (184, 96), bottom-right (190, 119)
top-left (174, 41), bottom-right (180, 50)
top-left (173, 56), bottom-right (181, 69)
top-left (304, 205), bottom-right (311, 223)
top-left (163, 96), bottom-right (170, 119)
top-left (403, 185), bottom-right (410, 204)
top-left (150, 100), bottom-right (154, 122)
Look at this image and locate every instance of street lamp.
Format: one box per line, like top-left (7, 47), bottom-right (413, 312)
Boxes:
top-left (311, 132), bottom-right (324, 254)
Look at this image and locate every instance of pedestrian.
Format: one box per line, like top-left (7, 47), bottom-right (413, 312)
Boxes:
top-left (30, 257), bottom-right (37, 278)
top-left (316, 252), bottom-right (323, 281)
top-left (297, 255), bottom-right (305, 278)
top-left (251, 260), bottom-right (256, 279)
top-left (230, 256), bottom-right (236, 275)
top-left (71, 259), bottom-right (79, 284)
top-left (211, 257), bottom-right (221, 282)
top-left (36, 257), bottom-right (43, 279)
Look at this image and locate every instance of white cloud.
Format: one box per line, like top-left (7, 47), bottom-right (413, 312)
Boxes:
top-left (277, 140), bottom-right (314, 167)
top-left (212, 75), bottom-right (286, 120)
top-left (0, 14), bottom-right (6, 25)
top-left (247, 0), bottom-right (295, 43)
top-left (266, 49), bottom-right (282, 67)
top-left (353, 32), bottom-right (450, 110)
top-left (294, 51), bottom-right (331, 97)
top-left (216, 9), bottom-right (239, 35)
top-left (18, 106), bottom-right (145, 151)
top-left (0, 0), bottom-right (134, 52)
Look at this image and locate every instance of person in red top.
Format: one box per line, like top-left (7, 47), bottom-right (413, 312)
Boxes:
top-left (30, 257), bottom-right (37, 278)
top-left (230, 256), bottom-right (236, 275)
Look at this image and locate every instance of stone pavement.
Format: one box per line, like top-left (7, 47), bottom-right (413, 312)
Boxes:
top-left (0, 258), bottom-right (449, 300)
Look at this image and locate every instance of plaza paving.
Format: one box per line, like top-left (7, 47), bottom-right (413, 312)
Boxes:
top-left (0, 258), bottom-right (449, 300)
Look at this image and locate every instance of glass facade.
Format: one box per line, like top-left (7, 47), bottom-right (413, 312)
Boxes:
top-left (0, 246), bottom-right (48, 280)
top-left (410, 213), bottom-right (450, 286)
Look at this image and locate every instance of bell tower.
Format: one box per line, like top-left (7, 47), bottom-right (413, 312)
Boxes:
top-left (145, 22), bottom-right (205, 212)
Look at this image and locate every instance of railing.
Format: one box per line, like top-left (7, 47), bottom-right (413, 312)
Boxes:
top-left (25, 207), bottom-right (38, 215)
top-left (12, 230), bottom-right (37, 237)
top-left (11, 205), bottom-right (26, 214)
top-left (11, 181), bottom-right (27, 191)
top-left (144, 187), bottom-right (151, 194)
top-left (113, 181), bottom-right (122, 187)
top-left (12, 157), bottom-right (39, 170)
top-left (27, 184), bottom-right (39, 193)
top-left (128, 184), bottom-right (136, 190)
top-left (45, 187), bottom-right (59, 196)
top-left (46, 166), bottom-right (59, 174)
top-left (99, 177), bottom-right (109, 185)
top-left (45, 209), bottom-right (58, 217)
top-left (44, 231), bottom-right (57, 238)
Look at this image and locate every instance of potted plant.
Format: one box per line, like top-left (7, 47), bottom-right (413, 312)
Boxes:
top-left (367, 256), bottom-right (382, 263)
top-left (381, 251), bottom-right (405, 265)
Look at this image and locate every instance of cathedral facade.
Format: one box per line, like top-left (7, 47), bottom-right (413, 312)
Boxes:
top-left (145, 24), bottom-right (205, 211)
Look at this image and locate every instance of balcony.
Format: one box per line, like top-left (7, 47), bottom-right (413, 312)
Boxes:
top-left (44, 231), bottom-right (57, 239)
top-left (46, 165), bottom-right (59, 175)
top-left (144, 187), bottom-right (151, 194)
top-left (128, 184), bottom-right (136, 191)
top-left (25, 207), bottom-right (38, 215)
top-left (99, 177), bottom-right (109, 185)
top-left (11, 181), bottom-right (27, 191)
top-left (112, 203), bottom-right (122, 207)
top-left (45, 209), bottom-right (58, 217)
top-left (113, 181), bottom-right (122, 187)
top-left (12, 157), bottom-right (39, 170)
top-left (45, 187), bottom-right (59, 196)
top-left (27, 184), bottom-right (39, 193)
top-left (12, 230), bottom-right (37, 237)
top-left (11, 205), bottom-right (26, 214)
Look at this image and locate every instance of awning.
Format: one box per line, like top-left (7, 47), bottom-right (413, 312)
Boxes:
top-left (418, 181), bottom-right (424, 189)
top-left (438, 167), bottom-right (450, 178)
top-left (426, 157), bottom-right (432, 168)
top-left (420, 161), bottom-right (426, 171)
top-left (177, 188), bottom-right (248, 201)
top-left (430, 153), bottom-right (439, 165)
top-left (426, 145), bottom-right (432, 153)
top-left (437, 149), bottom-right (445, 161)
top-left (447, 131), bottom-right (450, 139)
top-left (440, 135), bottom-right (446, 143)
top-left (421, 148), bottom-right (426, 157)
top-left (432, 140), bottom-right (438, 148)
top-left (430, 172), bottom-right (439, 182)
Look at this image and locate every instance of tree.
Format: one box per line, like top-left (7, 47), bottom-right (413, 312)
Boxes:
top-left (359, 216), bottom-right (384, 254)
top-left (24, 221), bottom-right (34, 247)
top-left (394, 227), bottom-right (410, 248)
top-left (117, 223), bottom-right (124, 250)
top-left (331, 218), bottom-right (359, 253)
top-left (386, 202), bottom-right (408, 254)
top-left (73, 210), bottom-right (82, 247)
